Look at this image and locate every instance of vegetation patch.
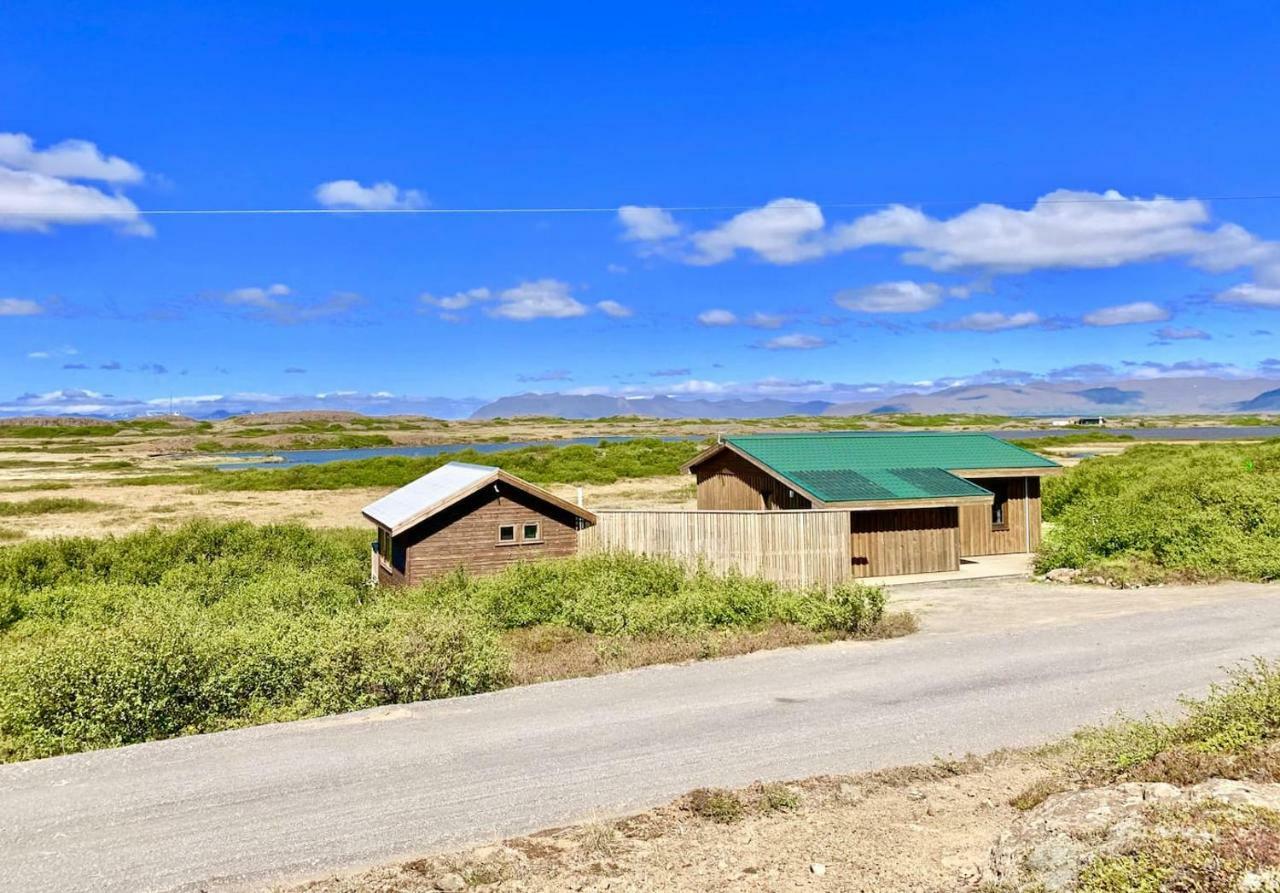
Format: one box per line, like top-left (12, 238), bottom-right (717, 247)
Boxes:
top-left (686, 788), bottom-right (746, 823)
top-left (120, 437), bottom-right (708, 490)
top-left (1074, 659), bottom-right (1280, 787)
top-left (1037, 440), bottom-right (1280, 583)
top-left (0, 498), bottom-right (110, 517)
top-left (0, 521), bottom-right (897, 761)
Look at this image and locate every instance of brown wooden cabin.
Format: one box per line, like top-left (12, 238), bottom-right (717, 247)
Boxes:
top-left (682, 433), bottom-right (1061, 578)
top-left (362, 461), bottom-right (597, 586)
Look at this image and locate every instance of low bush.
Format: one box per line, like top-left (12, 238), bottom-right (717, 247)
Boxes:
top-left (686, 788), bottom-right (745, 823)
top-left (1037, 440), bottom-right (1280, 582)
top-left (0, 498), bottom-right (110, 517)
top-left (121, 437), bottom-right (708, 490)
top-left (0, 521), bottom-right (893, 761)
top-left (1075, 659), bottom-right (1280, 786)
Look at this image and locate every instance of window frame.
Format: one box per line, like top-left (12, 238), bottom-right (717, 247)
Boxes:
top-left (522, 521), bottom-right (542, 543)
top-left (990, 480), bottom-right (1010, 531)
top-left (497, 523), bottom-right (517, 545)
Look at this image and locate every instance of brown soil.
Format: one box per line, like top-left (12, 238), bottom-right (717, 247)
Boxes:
top-left (282, 751), bottom-right (1052, 893)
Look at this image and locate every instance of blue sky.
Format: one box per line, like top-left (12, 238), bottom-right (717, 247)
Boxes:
top-left (3, 1), bottom-right (1280, 416)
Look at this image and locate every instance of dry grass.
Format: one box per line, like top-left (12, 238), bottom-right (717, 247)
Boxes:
top-left (281, 748), bottom-right (1045, 893)
top-left (504, 614), bottom-right (917, 686)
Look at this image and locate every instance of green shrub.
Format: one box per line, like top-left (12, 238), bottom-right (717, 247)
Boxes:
top-left (0, 498), bottom-right (109, 517)
top-left (119, 437), bottom-right (708, 491)
top-left (686, 788), bottom-right (745, 823)
top-left (1076, 659), bottom-right (1280, 783)
top-left (0, 522), bottom-right (894, 760)
top-left (1038, 440), bottom-right (1280, 582)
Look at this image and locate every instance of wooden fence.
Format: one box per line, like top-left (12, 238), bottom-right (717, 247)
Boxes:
top-left (579, 509), bottom-right (852, 588)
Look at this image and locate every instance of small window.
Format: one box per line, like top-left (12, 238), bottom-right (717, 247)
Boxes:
top-left (523, 522), bottom-right (541, 541)
top-left (498, 524), bottom-right (516, 543)
top-left (990, 481), bottom-right (1010, 531)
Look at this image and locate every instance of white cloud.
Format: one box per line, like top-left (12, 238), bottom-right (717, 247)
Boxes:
top-left (420, 287), bottom-right (492, 314)
top-left (1082, 301), bottom-right (1170, 326)
top-left (1216, 283), bottom-right (1280, 308)
top-left (744, 312), bottom-right (785, 329)
top-left (0, 298), bottom-right (42, 316)
top-left (0, 133), bottom-right (143, 183)
top-left (617, 206), bottom-right (680, 241)
top-left (0, 168), bottom-right (151, 235)
top-left (595, 299), bottom-right (633, 318)
top-left (1153, 325), bottom-right (1210, 341)
top-left (313, 179), bottom-right (426, 210)
top-left (420, 280), bottom-right (624, 322)
top-left (697, 308), bottom-right (738, 326)
top-left (488, 279), bottom-right (588, 321)
top-left (835, 280), bottom-right (945, 313)
top-left (642, 191), bottom-right (1280, 304)
top-left (689, 198), bottom-right (826, 265)
top-left (758, 333), bottom-right (830, 350)
top-left (934, 311), bottom-right (1043, 332)
top-left (219, 284), bottom-right (361, 324)
top-left (27, 345), bottom-right (78, 359)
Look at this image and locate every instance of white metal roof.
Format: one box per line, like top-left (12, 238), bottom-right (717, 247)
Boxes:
top-left (362, 461), bottom-right (497, 531)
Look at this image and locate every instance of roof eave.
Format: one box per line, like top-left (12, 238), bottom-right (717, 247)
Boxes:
top-left (683, 441), bottom-right (827, 506)
top-left (376, 469), bottom-right (598, 536)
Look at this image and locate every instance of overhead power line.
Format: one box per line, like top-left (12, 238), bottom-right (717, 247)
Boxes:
top-left (11, 193), bottom-right (1280, 218)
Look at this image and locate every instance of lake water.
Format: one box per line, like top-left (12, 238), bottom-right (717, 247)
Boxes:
top-left (217, 425), bottom-right (1280, 470)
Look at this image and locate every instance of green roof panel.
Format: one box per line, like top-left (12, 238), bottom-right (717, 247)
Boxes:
top-left (787, 466), bottom-right (993, 503)
top-left (719, 432), bottom-right (1058, 504)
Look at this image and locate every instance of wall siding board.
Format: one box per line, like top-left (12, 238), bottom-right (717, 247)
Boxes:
top-left (694, 451), bottom-right (812, 510)
top-left (850, 507), bottom-right (959, 577)
top-left (581, 509), bottom-right (850, 588)
top-left (390, 483), bottom-right (581, 584)
top-left (957, 476), bottom-right (1041, 556)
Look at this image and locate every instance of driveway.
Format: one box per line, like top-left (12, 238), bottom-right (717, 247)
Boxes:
top-left (1, 580), bottom-right (1276, 892)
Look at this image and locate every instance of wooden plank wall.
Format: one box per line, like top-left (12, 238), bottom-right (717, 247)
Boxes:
top-left (580, 509), bottom-right (850, 588)
top-left (850, 507), bottom-right (959, 578)
top-left (397, 485), bottom-right (581, 583)
top-left (958, 476), bottom-right (1041, 557)
top-left (695, 451), bottom-right (813, 511)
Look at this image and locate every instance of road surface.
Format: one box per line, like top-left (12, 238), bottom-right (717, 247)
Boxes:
top-left (1, 580), bottom-right (1277, 892)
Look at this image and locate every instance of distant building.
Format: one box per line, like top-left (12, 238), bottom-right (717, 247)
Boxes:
top-left (682, 432), bottom-right (1062, 578)
top-left (363, 462), bottom-right (596, 586)
top-left (362, 434), bottom-right (1063, 587)
top-left (1073, 417), bottom-right (1107, 426)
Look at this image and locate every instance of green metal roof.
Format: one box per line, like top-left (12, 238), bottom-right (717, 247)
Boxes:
top-left (786, 467), bottom-right (993, 503)
top-left (719, 432), bottom-right (1058, 504)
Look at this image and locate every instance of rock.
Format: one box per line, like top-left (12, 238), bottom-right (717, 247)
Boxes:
top-left (809, 863), bottom-right (826, 876)
top-left (990, 779), bottom-right (1280, 892)
top-left (906, 788), bottom-right (927, 801)
top-left (434, 874), bottom-right (466, 892)
top-left (1190, 778), bottom-right (1280, 810)
top-left (1044, 567), bottom-right (1081, 583)
top-left (838, 782), bottom-right (863, 801)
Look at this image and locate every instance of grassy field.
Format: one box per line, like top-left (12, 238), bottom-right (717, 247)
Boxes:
top-left (118, 437), bottom-right (709, 490)
top-left (1037, 439), bottom-right (1280, 584)
top-left (0, 521), bottom-right (905, 762)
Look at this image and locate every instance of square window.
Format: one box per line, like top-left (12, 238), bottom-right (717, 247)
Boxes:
top-left (498, 524), bottom-right (515, 543)
top-left (523, 522), bottom-right (540, 541)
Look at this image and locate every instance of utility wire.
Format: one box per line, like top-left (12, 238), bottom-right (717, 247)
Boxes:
top-left (12, 193), bottom-right (1280, 217)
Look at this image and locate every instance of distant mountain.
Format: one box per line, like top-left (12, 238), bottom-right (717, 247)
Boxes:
top-left (469, 393), bottom-right (833, 420)
top-left (824, 377), bottom-right (1280, 417)
top-left (1237, 387), bottom-right (1280, 412)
